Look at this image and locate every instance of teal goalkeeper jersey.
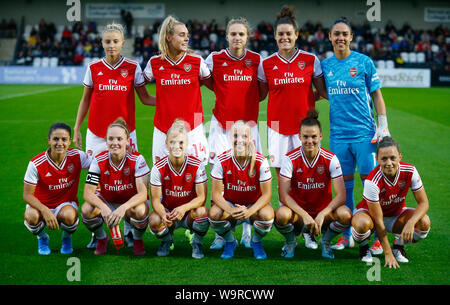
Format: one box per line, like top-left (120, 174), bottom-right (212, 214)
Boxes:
top-left (321, 51), bottom-right (381, 143)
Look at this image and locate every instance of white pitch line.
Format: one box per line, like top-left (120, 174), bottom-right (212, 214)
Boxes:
top-left (0, 85), bottom-right (76, 101)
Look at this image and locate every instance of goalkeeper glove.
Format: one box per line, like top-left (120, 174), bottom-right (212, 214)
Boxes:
top-left (371, 114), bottom-right (390, 143)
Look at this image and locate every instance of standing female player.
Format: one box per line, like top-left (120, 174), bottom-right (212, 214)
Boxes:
top-left (259, 5), bottom-right (327, 205)
top-left (321, 17), bottom-right (390, 252)
top-left (351, 137), bottom-right (430, 268)
top-left (275, 110), bottom-right (352, 259)
top-left (209, 121), bottom-right (273, 260)
top-left (23, 122), bottom-right (92, 255)
top-left (148, 120), bottom-right (209, 259)
top-left (82, 118), bottom-right (150, 256)
top-left (205, 17), bottom-right (266, 250)
top-left (74, 22), bottom-right (154, 249)
top-left (143, 15), bottom-right (212, 166)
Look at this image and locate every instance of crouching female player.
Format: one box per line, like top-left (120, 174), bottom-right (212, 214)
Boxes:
top-left (209, 121), bottom-right (273, 260)
top-left (351, 137), bottom-right (430, 268)
top-left (275, 110), bottom-right (352, 259)
top-left (82, 118), bottom-right (150, 256)
top-left (23, 122), bottom-right (92, 255)
top-left (148, 119), bottom-right (209, 259)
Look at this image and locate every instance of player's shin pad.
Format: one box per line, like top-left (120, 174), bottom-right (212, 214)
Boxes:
top-left (253, 220), bottom-right (274, 237)
top-left (24, 220), bottom-right (45, 235)
top-left (192, 216), bottom-right (210, 236)
top-left (130, 216), bottom-right (149, 232)
top-left (412, 228), bottom-right (430, 243)
top-left (208, 219), bottom-right (232, 237)
top-left (60, 218), bottom-right (80, 234)
top-left (150, 225), bottom-right (170, 239)
top-left (82, 215), bottom-right (103, 231)
top-left (351, 227), bottom-right (371, 245)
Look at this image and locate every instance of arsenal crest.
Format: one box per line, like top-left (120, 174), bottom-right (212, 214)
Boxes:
top-left (67, 163), bottom-right (74, 173)
top-left (120, 69), bottom-right (128, 78)
top-left (245, 59), bottom-right (252, 67)
top-left (184, 63), bottom-right (192, 72)
top-left (298, 61), bottom-right (305, 70)
top-left (185, 173), bottom-right (192, 182)
top-left (248, 168), bottom-right (256, 178)
top-left (349, 68), bottom-right (357, 77)
top-left (123, 167), bottom-right (130, 176)
top-left (317, 165), bottom-right (324, 174)
top-left (399, 180), bottom-right (406, 189)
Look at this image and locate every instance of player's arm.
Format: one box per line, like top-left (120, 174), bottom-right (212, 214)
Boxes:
top-left (312, 76), bottom-right (328, 101)
top-left (83, 176), bottom-right (112, 223)
top-left (401, 187), bottom-right (429, 244)
top-left (200, 77), bottom-right (214, 90)
top-left (168, 182), bottom-right (206, 222)
top-left (135, 85), bottom-right (156, 106)
top-left (367, 200), bottom-right (400, 269)
top-left (236, 180), bottom-right (272, 220)
top-left (258, 81), bottom-right (268, 102)
top-left (73, 86), bottom-right (93, 150)
top-left (278, 176), bottom-right (318, 235)
top-left (108, 176), bottom-right (149, 227)
top-left (315, 176), bottom-right (346, 232)
top-left (371, 89), bottom-right (390, 143)
top-left (211, 178), bottom-right (235, 215)
top-left (150, 185), bottom-right (172, 226)
top-left (23, 183), bottom-right (59, 230)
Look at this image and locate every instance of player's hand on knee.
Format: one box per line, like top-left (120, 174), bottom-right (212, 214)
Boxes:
top-left (108, 207), bottom-right (126, 227)
top-left (42, 207), bottom-right (59, 230)
top-left (401, 221), bottom-right (415, 244)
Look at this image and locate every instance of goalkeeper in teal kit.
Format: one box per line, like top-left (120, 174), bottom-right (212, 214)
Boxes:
top-left (321, 17), bottom-right (390, 254)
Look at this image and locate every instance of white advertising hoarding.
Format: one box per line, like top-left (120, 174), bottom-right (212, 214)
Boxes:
top-left (86, 3), bottom-right (165, 19)
top-left (377, 68), bottom-right (431, 88)
top-left (424, 7), bottom-right (450, 23)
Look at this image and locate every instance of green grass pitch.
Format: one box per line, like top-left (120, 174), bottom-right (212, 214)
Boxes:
top-left (0, 84), bottom-right (449, 285)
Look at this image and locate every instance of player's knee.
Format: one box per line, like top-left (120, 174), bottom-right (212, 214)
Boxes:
top-left (257, 205), bottom-right (274, 221)
top-left (275, 206), bottom-right (291, 226)
top-left (148, 212), bottom-right (163, 228)
top-left (59, 206), bottom-right (78, 226)
top-left (417, 214), bottom-right (431, 231)
top-left (352, 212), bottom-right (372, 233)
top-left (208, 205), bottom-right (223, 221)
top-left (336, 205), bottom-right (352, 225)
top-left (24, 207), bottom-right (41, 226)
top-left (129, 202), bottom-right (148, 220)
top-left (192, 206), bottom-right (208, 219)
top-left (81, 202), bottom-right (96, 219)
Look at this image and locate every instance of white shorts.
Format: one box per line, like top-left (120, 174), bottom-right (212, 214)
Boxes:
top-left (355, 206), bottom-right (414, 233)
top-left (26, 201), bottom-right (78, 217)
top-left (153, 124), bottom-right (209, 166)
top-left (208, 115), bottom-right (262, 164)
top-left (86, 128), bottom-right (138, 156)
top-left (268, 127), bottom-right (301, 168)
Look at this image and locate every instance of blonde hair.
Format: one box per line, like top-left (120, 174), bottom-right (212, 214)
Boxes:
top-left (166, 118), bottom-right (189, 143)
top-left (231, 121), bottom-right (256, 175)
top-left (102, 22), bottom-right (125, 40)
top-left (158, 15), bottom-right (186, 60)
top-left (226, 17), bottom-right (251, 36)
top-left (107, 117), bottom-right (130, 139)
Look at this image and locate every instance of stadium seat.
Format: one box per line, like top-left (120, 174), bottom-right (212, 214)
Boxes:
top-left (416, 52), bottom-right (426, 63)
top-left (377, 60), bottom-right (386, 69)
top-left (32, 57), bottom-right (41, 67)
top-left (41, 57), bottom-right (50, 67)
top-left (83, 57), bottom-right (91, 66)
top-left (386, 60), bottom-right (395, 69)
top-left (431, 44), bottom-right (439, 53)
top-left (401, 52), bottom-right (409, 63)
top-left (137, 25), bottom-right (144, 38)
top-left (50, 57), bottom-right (58, 67)
top-left (408, 52), bottom-right (417, 63)
top-left (325, 51), bottom-right (333, 58)
top-left (260, 50), bottom-right (269, 59)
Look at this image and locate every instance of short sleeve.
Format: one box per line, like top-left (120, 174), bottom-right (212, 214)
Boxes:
top-left (135, 155), bottom-right (150, 178)
top-left (83, 65), bottom-right (93, 88)
top-left (88, 158), bottom-right (101, 175)
top-left (134, 64), bottom-right (145, 87)
top-left (210, 161), bottom-right (223, 180)
top-left (279, 156), bottom-right (293, 179)
top-left (78, 150), bottom-right (93, 170)
top-left (313, 55), bottom-right (323, 78)
top-left (143, 59), bottom-right (154, 82)
top-left (329, 155), bottom-right (343, 179)
top-left (24, 162), bottom-right (39, 185)
top-left (205, 53), bottom-right (214, 72)
top-left (195, 163), bottom-right (207, 184)
top-left (365, 57), bottom-right (381, 93)
top-left (363, 179), bottom-right (380, 203)
top-left (258, 59), bottom-right (267, 82)
top-left (259, 158), bottom-right (272, 182)
top-left (199, 57), bottom-right (211, 79)
top-left (150, 166), bottom-right (162, 187)
top-left (86, 158), bottom-right (101, 185)
top-left (411, 167), bottom-right (423, 192)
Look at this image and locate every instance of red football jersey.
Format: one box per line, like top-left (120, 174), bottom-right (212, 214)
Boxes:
top-left (150, 155), bottom-right (207, 211)
top-left (359, 162), bottom-right (423, 217)
top-left (24, 149), bottom-right (91, 208)
top-left (88, 151), bottom-right (150, 205)
top-left (205, 48), bottom-right (263, 128)
top-left (211, 150), bottom-right (272, 206)
top-left (143, 52), bottom-right (211, 133)
top-left (279, 146), bottom-right (343, 217)
top-left (260, 49), bottom-right (323, 135)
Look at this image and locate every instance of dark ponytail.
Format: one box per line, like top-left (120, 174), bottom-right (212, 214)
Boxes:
top-left (300, 109), bottom-right (322, 132)
top-left (275, 5), bottom-right (298, 32)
